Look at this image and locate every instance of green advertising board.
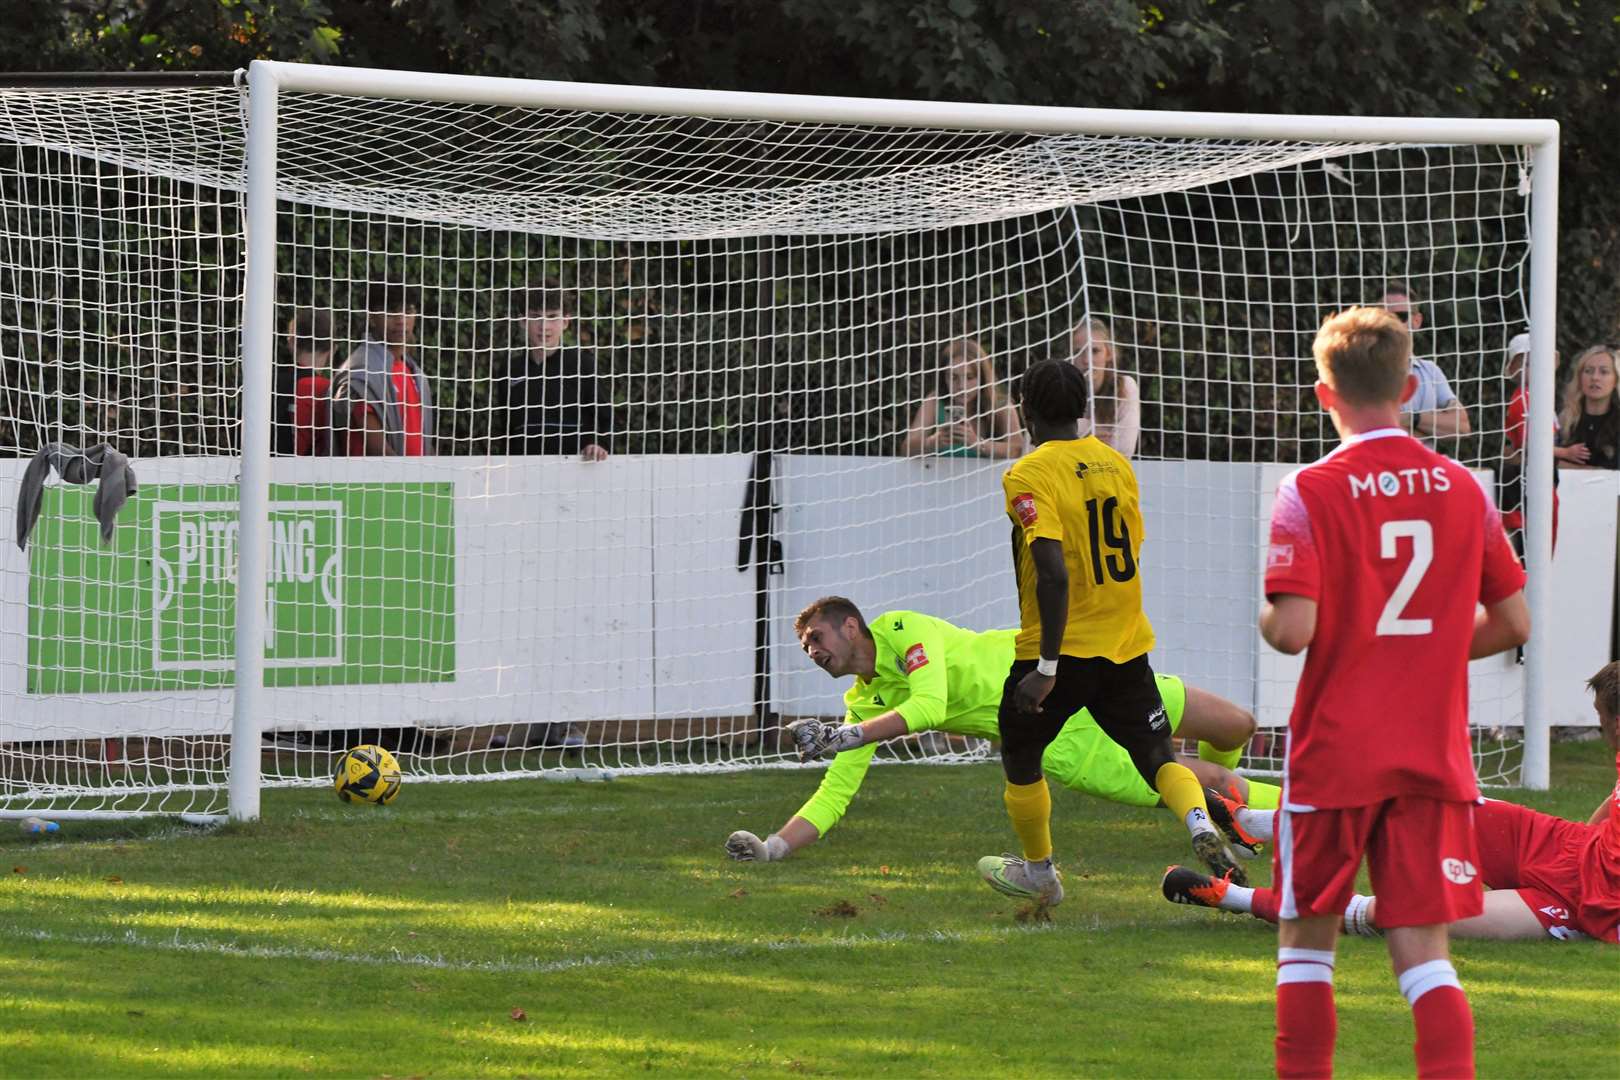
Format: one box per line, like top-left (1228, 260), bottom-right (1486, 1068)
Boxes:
top-left (27, 483), bottom-right (455, 692)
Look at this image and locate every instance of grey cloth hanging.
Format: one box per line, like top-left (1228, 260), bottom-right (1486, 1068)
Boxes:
top-left (15, 442), bottom-right (139, 552)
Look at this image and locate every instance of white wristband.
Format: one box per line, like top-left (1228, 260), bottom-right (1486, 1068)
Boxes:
top-left (764, 834), bottom-right (790, 861)
top-left (1036, 657), bottom-right (1059, 677)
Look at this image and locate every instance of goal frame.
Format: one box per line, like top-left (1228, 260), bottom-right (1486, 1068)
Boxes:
top-left (224, 61), bottom-right (1559, 819)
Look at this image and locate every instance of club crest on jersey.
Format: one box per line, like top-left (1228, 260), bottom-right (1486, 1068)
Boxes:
top-left (1440, 857), bottom-right (1478, 885)
top-left (902, 644), bottom-right (929, 674)
top-left (1267, 543), bottom-right (1294, 569)
top-left (1012, 492), bottom-right (1038, 527)
top-left (1348, 467), bottom-right (1453, 498)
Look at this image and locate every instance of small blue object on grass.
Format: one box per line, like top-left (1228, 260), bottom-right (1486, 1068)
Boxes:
top-left (20, 817), bottom-right (59, 835)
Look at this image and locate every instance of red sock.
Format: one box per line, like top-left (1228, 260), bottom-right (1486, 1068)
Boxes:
top-left (1276, 948), bottom-right (1336, 1079)
top-left (1402, 961), bottom-right (1474, 1079)
top-left (1252, 886), bottom-right (1280, 924)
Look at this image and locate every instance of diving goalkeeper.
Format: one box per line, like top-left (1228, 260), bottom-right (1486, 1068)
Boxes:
top-left (725, 596), bottom-right (1278, 862)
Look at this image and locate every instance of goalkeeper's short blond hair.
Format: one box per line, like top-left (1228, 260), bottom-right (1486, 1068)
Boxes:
top-left (794, 596), bottom-right (869, 639)
top-left (1313, 306), bottom-right (1412, 406)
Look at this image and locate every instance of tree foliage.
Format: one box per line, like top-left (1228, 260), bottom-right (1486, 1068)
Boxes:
top-left (5, 0), bottom-right (1613, 344)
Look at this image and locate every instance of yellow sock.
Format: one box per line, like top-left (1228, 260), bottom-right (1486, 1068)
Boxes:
top-left (1153, 761), bottom-right (1209, 826)
top-left (1003, 778), bottom-right (1053, 862)
top-left (1246, 779), bottom-right (1282, 810)
top-left (1197, 740), bottom-right (1243, 770)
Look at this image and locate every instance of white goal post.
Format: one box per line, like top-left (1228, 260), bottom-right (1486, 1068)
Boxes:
top-left (0, 61), bottom-right (1559, 824)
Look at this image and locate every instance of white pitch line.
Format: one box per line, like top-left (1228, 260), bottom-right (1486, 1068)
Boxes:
top-left (0, 918), bottom-right (1095, 977)
top-left (275, 795), bottom-right (760, 826)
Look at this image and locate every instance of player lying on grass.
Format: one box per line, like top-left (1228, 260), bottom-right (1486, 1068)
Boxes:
top-left (1164, 661), bottom-right (1620, 944)
top-left (724, 597), bottom-right (1279, 863)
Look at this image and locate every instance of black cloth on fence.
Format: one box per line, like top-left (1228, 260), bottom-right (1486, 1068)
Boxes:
top-left (16, 442), bottom-right (138, 551)
top-left (495, 347), bottom-right (614, 457)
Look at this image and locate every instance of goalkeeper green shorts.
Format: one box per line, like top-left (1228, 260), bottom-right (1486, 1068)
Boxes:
top-left (1038, 673), bottom-right (1186, 808)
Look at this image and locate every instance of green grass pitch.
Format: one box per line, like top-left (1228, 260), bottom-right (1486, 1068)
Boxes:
top-left (1, 741), bottom-right (1615, 1078)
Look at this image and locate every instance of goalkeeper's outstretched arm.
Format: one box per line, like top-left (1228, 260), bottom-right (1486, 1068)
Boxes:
top-left (724, 711), bottom-right (909, 863)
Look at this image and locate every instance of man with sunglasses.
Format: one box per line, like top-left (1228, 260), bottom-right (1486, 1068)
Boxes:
top-left (1381, 281), bottom-right (1473, 440)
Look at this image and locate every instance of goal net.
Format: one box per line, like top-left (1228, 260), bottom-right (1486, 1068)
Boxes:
top-left (0, 68), bottom-right (1549, 820)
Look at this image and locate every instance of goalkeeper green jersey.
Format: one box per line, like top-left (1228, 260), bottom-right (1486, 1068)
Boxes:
top-left (792, 610), bottom-right (1186, 834)
top-left (841, 610), bottom-right (1014, 740)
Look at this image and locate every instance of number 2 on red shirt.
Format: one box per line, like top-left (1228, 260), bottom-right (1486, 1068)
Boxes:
top-left (1377, 520), bottom-right (1434, 636)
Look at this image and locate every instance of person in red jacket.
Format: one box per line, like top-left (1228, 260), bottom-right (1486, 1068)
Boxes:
top-left (1500, 332), bottom-right (1559, 552)
top-left (274, 309), bottom-right (332, 456)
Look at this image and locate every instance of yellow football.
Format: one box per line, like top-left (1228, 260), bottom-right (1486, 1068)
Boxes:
top-left (333, 744), bottom-right (402, 805)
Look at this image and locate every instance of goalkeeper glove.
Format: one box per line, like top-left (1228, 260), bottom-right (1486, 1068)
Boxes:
top-left (784, 718), bottom-right (866, 762)
top-left (725, 830), bottom-right (789, 862)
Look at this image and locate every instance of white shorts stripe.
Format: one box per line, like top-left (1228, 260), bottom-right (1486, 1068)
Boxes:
top-left (1277, 807), bottom-right (1298, 920)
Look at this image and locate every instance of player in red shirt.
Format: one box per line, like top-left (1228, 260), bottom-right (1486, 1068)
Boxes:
top-left (1474, 660), bottom-right (1620, 943)
top-left (1166, 661), bottom-right (1620, 946)
top-left (1259, 307), bottom-right (1530, 1080)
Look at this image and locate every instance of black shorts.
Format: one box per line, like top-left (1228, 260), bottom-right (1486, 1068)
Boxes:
top-left (997, 653), bottom-right (1168, 759)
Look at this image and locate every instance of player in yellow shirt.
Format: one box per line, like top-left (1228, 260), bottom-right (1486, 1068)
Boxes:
top-left (980, 359), bottom-right (1245, 906)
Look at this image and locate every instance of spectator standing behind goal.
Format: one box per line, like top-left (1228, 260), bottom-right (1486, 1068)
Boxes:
top-left (1499, 332), bottom-right (1559, 553)
top-left (331, 283), bottom-right (435, 457)
top-left (496, 285), bottom-right (612, 462)
top-left (899, 338), bottom-right (1021, 458)
top-left (1260, 306), bottom-right (1529, 1080)
top-left (1556, 344), bottom-right (1620, 470)
top-left (1070, 317), bottom-right (1141, 458)
top-left (1379, 281), bottom-right (1472, 441)
top-left (484, 281), bottom-right (602, 754)
top-left (273, 309), bottom-right (333, 457)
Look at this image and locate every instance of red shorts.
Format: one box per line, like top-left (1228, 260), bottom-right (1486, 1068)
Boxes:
top-left (1473, 798), bottom-right (1580, 892)
top-left (1274, 796), bottom-right (1483, 927)
top-left (1474, 799), bottom-right (1620, 943)
top-left (1510, 888), bottom-right (1599, 941)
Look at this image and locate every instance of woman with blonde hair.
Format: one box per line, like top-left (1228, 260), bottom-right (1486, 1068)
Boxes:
top-left (1556, 345), bottom-right (1620, 470)
top-left (1070, 317), bottom-right (1142, 458)
top-left (900, 337), bottom-right (1021, 459)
